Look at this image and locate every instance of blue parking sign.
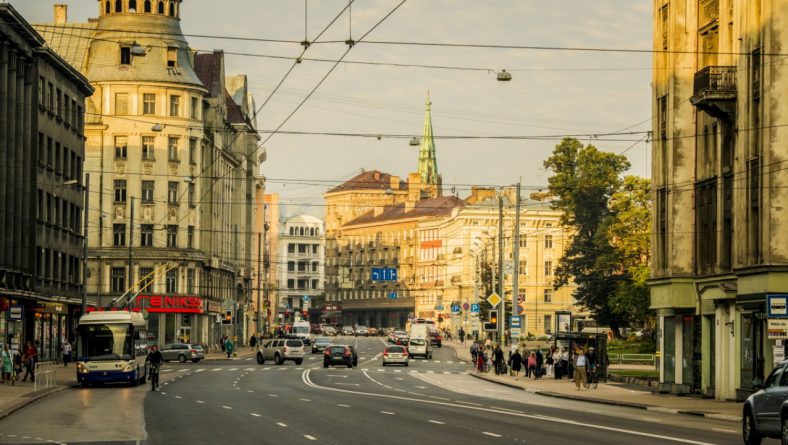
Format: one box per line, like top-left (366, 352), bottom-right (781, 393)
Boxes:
top-left (470, 304), bottom-right (480, 313)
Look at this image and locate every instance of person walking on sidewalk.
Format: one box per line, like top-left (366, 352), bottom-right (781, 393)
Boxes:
top-left (21, 341), bottom-right (37, 383)
top-left (470, 342), bottom-right (478, 364)
top-left (1, 344), bottom-right (13, 385)
top-left (493, 345), bottom-right (504, 375)
top-left (527, 351), bottom-right (537, 379)
top-left (574, 346), bottom-right (589, 390)
top-left (509, 349), bottom-right (523, 377)
top-left (458, 328), bottom-right (465, 344)
top-left (225, 337), bottom-right (234, 359)
top-left (535, 347), bottom-right (544, 379)
top-left (559, 347), bottom-right (569, 379)
top-left (61, 341), bottom-right (72, 367)
top-left (249, 334), bottom-right (257, 350)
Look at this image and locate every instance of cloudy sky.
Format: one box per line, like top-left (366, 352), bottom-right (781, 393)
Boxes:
top-left (11, 0), bottom-right (653, 218)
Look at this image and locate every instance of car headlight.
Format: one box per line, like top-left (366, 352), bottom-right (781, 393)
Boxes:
top-left (77, 363), bottom-right (90, 374)
top-left (122, 361), bottom-right (135, 372)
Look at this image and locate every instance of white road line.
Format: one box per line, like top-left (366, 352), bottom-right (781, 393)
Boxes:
top-left (711, 428), bottom-right (736, 433)
top-left (262, 367), bottom-right (271, 371)
top-left (304, 435), bottom-right (317, 441)
top-left (640, 417), bottom-right (664, 423)
top-left (482, 432), bottom-right (501, 437)
top-left (337, 404), bottom-right (351, 407)
top-left (434, 360), bottom-right (441, 363)
top-left (247, 390), bottom-right (254, 393)
top-left (428, 420), bottom-right (445, 424)
top-left (427, 371), bottom-right (435, 374)
top-left (211, 368), bottom-right (222, 372)
top-left (327, 375), bottom-right (347, 378)
top-left (161, 392), bottom-right (167, 395)
top-left (430, 396), bottom-right (450, 401)
top-left (195, 369), bottom-right (205, 373)
top-left (228, 368), bottom-right (238, 371)
top-left (377, 368), bottom-right (385, 372)
top-left (455, 401), bottom-right (482, 406)
top-left (196, 400), bottom-right (205, 404)
top-left (250, 413), bottom-right (261, 417)
top-left (336, 383), bottom-right (360, 386)
top-left (300, 398), bottom-right (311, 402)
top-left (381, 411), bottom-right (395, 415)
top-left (268, 394), bottom-right (279, 397)
top-left (244, 368), bottom-right (255, 371)
top-left (174, 396), bottom-right (182, 399)
top-left (394, 370), bottom-right (402, 373)
top-left (276, 422), bottom-right (287, 427)
top-left (447, 361), bottom-right (454, 364)
top-left (178, 369), bottom-right (189, 372)
top-left (443, 371), bottom-right (451, 374)
top-left (221, 406), bottom-right (232, 410)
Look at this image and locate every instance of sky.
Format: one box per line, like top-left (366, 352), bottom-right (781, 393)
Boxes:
top-left (11, 0), bottom-right (653, 219)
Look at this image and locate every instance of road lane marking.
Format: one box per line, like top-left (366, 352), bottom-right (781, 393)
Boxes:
top-left (640, 417), bottom-right (663, 423)
top-left (381, 411), bottom-right (395, 415)
top-left (303, 370), bottom-right (716, 445)
top-left (178, 369), bottom-right (189, 372)
top-left (211, 368), bottom-right (222, 371)
top-left (304, 435), bottom-right (317, 441)
top-left (195, 369), bottom-right (205, 373)
top-left (268, 394), bottom-right (279, 397)
top-left (221, 406), bottom-right (232, 410)
top-left (429, 420), bottom-right (445, 424)
top-left (327, 374), bottom-right (347, 378)
top-left (277, 422), bottom-right (287, 427)
top-left (247, 390), bottom-right (254, 393)
top-left (336, 383), bottom-right (360, 386)
top-left (228, 368), bottom-right (238, 371)
top-left (300, 398), bottom-right (311, 402)
top-left (337, 404), bottom-right (350, 407)
top-left (174, 396), bottom-right (182, 399)
top-left (196, 400), bottom-right (205, 404)
top-left (430, 396), bottom-right (450, 401)
top-left (482, 432), bottom-right (501, 437)
top-left (712, 428), bottom-right (736, 433)
top-left (250, 413), bottom-right (261, 417)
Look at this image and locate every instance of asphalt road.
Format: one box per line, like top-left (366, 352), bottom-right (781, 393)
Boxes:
top-left (0, 337), bottom-right (759, 445)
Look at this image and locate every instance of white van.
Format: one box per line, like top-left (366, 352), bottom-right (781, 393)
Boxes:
top-left (407, 337), bottom-right (432, 359)
top-left (292, 320), bottom-right (312, 346)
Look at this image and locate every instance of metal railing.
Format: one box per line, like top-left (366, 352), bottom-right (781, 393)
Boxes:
top-left (33, 361), bottom-right (59, 392)
top-left (607, 353), bottom-right (656, 365)
top-left (693, 66), bottom-right (737, 97)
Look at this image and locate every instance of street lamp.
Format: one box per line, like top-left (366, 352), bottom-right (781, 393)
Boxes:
top-left (496, 69), bottom-right (512, 81)
top-left (64, 176), bottom-right (90, 317)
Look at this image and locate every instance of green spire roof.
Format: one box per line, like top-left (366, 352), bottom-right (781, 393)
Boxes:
top-left (417, 92), bottom-right (439, 187)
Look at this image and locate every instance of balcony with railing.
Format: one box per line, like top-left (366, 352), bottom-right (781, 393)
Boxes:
top-left (691, 66), bottom-right (737, 119)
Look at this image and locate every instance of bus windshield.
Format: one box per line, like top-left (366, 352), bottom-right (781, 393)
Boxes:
top-left (78, 324), bottom-right (133, 360)
top-left (293, 326), bottom-right (310, 334)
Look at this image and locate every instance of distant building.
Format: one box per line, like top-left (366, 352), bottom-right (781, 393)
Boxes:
top-left (277, 215), bottom-right (325, 324)
top-left (0, 4), bottom-right (93, 360)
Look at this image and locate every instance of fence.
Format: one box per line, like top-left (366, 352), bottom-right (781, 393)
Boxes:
top-left (607, 353), bottom-right (655, 365)
top-left (33, 361), bottom-right (59, 392)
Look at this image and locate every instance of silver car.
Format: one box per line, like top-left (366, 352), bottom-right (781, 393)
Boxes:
top-left (382, 345), bottom-right (409, 366)
top-left (743, 360), bottom-right (788, 444)
top-left (160, 344), bottom-right (205, 363)
top-left (257, 339), bottom-right (305, 365)
top-left (407, 337), bottom-right (432, 359)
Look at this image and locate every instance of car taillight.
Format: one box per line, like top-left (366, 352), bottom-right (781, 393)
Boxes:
top-left (283, 346), bottom-right (288, 353)
top-left (191, 349), bottom-right (198, 353)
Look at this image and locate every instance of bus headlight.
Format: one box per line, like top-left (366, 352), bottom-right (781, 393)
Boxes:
top-left (122, 361), bottom-right (135, 373)
top-left (77, 363), bottom-right (90, 374)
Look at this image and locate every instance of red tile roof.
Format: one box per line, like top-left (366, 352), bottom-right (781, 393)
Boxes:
top-left (327, 170), bottom-right (407, 194)
top-left (344, 195), bottom-right (464, 226)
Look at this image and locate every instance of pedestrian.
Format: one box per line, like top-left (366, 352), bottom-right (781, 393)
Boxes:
top-left (249, 334), bottom-right (257, 349)
top-left (527, 351), bottom-right (537, 379)
top-left (493, 345), bottom-right (504, 375)
top-left (535, 347), bottom-right (544, 379)
top-left (458, 328), bottom-right (465, 344)
top-left (509, 349), bottom-right (523, 377)
top-left (476, 348), bottom-right (486, 372)
top-left (545, 346), bottom-right (555, 378)
top-left (224, 337), bottom-right (234, 359)
top-left (559, 347), bottom-right (569, 379)
top-left (1, 344), bottom-right (12, 385)
top-left (470, 342), bottom-right (478, 364)
top-left (13, 348), bottom-right (22, 382)
top-left (21, 341), bottom-right (37, 383)
top-left (522, 347), bottom-right (531, 378)
top-left (61, 340), bottom-right (72, 367)
top-left (574, 347), bottom-right (589, 390)
top-left (220, 335), bottom-right (227, 352)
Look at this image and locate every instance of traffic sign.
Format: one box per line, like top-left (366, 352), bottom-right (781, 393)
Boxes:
top-left (486, 292), bottom-right (502, 307)
top-left (450, 304), bottom-right (461, 314)
top-left (470, 303), bottom-right (480, 313)
top-left (435, 305), bottom-right (445, 311)
top-left (302, 295), bottom-right (310, 302)
top-left (462, 302), bottom-right (470, 310)
top-left (516, 294), bottom-right (525, 304)
top-left (388, 292), bottom-right (398, 299)
top-left (371, 267), bottom-right (398, 281)
top-left (503, 260), bottom-right (514, 273)
top-left (510, 316), bottom-right (521, 328)
top-left (511, 327), bottom-right (522, 338)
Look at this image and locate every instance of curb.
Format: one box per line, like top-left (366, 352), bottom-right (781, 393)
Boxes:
top-left (0, 385), bottom-right (70, 421)
top-left (469, 370), bottom-right (739, 422)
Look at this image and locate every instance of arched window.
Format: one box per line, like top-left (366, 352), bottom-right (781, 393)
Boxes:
top-left (115, 0), bottom-right (123, 13)
top-left (105, 1), bottom-right (111, 14)
top-left (300, 227), bottom-right (304, 236)
top-left (144, 0), bottom-right (151, 12)
top-left (129, 0), bottom-right (137, 12)
top-left (168, 1), bottom-right (175, 16)
top-left (157, 1), bottom-right (164, 13)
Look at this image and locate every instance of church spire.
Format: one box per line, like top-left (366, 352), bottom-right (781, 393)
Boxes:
top-left (417, 92), bottom-right (441, 196)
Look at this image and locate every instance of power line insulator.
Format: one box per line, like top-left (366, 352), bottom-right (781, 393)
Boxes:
top-left (345, 39), bottom-right (356, 48)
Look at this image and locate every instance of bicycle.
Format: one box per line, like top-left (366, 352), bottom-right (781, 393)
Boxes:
top-left (149, 363), bottom-right (160, 391)
top-left (587, 366), bottom-right (599, 389)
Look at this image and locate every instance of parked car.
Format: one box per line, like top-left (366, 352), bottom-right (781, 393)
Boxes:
top-left (341, 326), bottom-right (355, 336)
top-left (392, 331), bottom-right (409, 345)
top-left (355, 326), bottom-right (369, 337)
top-left (382, 345), bottom-right (409, 366)
top-left (406, 337), bottom-right (432, 359)
top-left (367, 327), bottom-right (378, 336)
top-left (429, 330), bottom-right (442, 348)
top-left (324, 345), bottom-right (354, 368)
top-left (312, 336), bottom-right (332, 354)
top-left (323, 326), bottom-right (337, 336)
top-left (160, 344), bottom-right (205, 363)
top-left (743, 360), bottom-right (788, 444)
top-left (257, 339), bottom-right (305, 365)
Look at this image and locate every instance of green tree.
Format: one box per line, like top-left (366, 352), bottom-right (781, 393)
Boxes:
top-left (544, 138), bottom-right (631, 334)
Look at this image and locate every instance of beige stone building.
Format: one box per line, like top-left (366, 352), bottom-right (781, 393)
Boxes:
top-left (650, 0), bottom-right (788, 400)
top-left (36, 0), bottom-right (262, 349)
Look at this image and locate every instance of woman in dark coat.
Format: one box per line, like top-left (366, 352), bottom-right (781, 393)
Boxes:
top-left (509, 349), bottom-right (523, 377)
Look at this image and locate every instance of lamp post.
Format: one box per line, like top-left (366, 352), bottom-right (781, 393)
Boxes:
top-left (64, 177), bottom-right (88, 317)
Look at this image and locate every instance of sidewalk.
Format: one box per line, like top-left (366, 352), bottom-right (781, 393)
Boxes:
top-left (442, 340), bottom-right (742, 422)
top-left (0, 350), bottom-right (256, 421)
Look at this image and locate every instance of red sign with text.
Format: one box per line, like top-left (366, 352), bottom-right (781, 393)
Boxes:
top-left (136, 295), bottom-right (204, 314)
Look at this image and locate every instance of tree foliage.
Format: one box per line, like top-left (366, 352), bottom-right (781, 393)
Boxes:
top-left (544, 138), bottom-right (651, 334)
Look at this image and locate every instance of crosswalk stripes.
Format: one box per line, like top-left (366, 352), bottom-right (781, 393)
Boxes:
top-left (163, 366), bottom-right (467, 375)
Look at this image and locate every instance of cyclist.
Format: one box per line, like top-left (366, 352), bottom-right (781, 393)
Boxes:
top-left (146, 345), bottom-right (164, 391)
top-left (585, 346), bottom-right (599, 388)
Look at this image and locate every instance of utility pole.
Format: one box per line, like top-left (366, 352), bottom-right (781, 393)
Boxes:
top-left (81, 173), bottom-right (89, 317)
top-left (128, 196), bottom-right (134, 310)
top-left (497, 195), bottom-right (504, 344)
top-left (512, 183), bottom-right (521, 346)
top-left (256, 232), bottom-right (262, 339)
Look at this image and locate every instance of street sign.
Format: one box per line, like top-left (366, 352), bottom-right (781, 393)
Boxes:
top-left (503, 260), bottom-right (514, 273)
top-left (768, 294), bottom-right (788, 318)
top-left (302, 295), bottom-right (310, 302)
top-left (435, 305), bottom-right (445, 311)
top-left (470, 303), bottom-right (480, 313)
top-left (769, 319), bottom-right (788, 339)
top-left (510, 316), bottom-right (521, 328)
top-left (486, 292), bottom-right (502, 307)
top-left (511, 327), bottom-right (522, 338)
top-left (451, 304), bottom-right (461, 314)
top-left (516, 294), bottom-right (525, 304)
top-left (462, 302), bottom-right (470, 310)
top-left (8, 305), bottom-right (23, 321)
top-left (388, 292), bottom-right (398, 299)
top-left (371, 267), bottom-right (398, 281)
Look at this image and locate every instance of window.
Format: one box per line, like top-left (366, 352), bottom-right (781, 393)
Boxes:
top-left (157, 0), bottom-right (164, 14)
top-left (112, 92), bottom-right (128, 115)
top-left (169, 95), bottom-right (180, 116)
top-left (168, 2), bottom-right (175, 16)
top-left (168, 137), bottom-right (179, 160)
top-left (55, 142), bottom-right (62, 173)
top-left (46, 137), bottom-right (53, 167)
top-left (287, 261), bottom-right (295, 272)
top-left (519, 260), bottom-right (527, 275)
top-left (139, 267), bottom-right (154, 292)
top-left (187, 269), bottom-right (195, 293)
top-left (189, 138), bottom-right (197, 164)
top-left (190, 97), bottom-right (199, 119)
top-left (544, 235), bottom-right (553, 249)
top-left (544, 260), bottom-right (553, 276)
top-left (143, 93), bottom-right (156, 115)
top-left (543, 289), bottom-right (552, 303)
top-left (544, 315), bottom-right (553, 334)
top-left (115, 136), bottom-right (128, 159)
top-left (168, 181), bottom-right (178, 204)
top-left (142, 136), bottom-right (155, 160)
top-left (56, 88), bottom-right (62, 118)
top-left (120, 46), bottom-right (131, 65)
top-left (187, 226), bottom-right (194, 248)
top-left (144, 0), bottom-right (151, 13)
top-left (695, 179), bottom-right (717, 273)
top-left (288, 243), bottom-right (295, 253)
top-left (39, 76), bottom-right (45, 106)
top-left (660, 4), bottom-right (669, 50)
top-left (140, 224), bottom-right (153, 246)
top-left (71, 98), bottom-right (77, 128)
top-left (167, 225), bottom-right (177, 247)
top-left (113, 223), bottom-right (126, 246)
top-left (141, 180), bottom-right (154, 202)
top-left (129, 0), bottom-right (137, 12)
top-left (115, 0), bottom-right (123, 12)
top-left (76, 106), bottom-right (83, 132)
top-left (167, 47), bottom-right (178, 67)
top-left (188, 182), bottom-right (195, 207)
top-left (48, 82), bottom-right (54, 111)
top-left (64, 95), bottom-right (71, 125)
top-left (166, 269), bottom-right (178, 293)
top-left (287, 279), bottom-right (294, 289)
top-left (114, 179), bottom-right (127, 203)
top-left (111, 267), bottom-right (126, 293)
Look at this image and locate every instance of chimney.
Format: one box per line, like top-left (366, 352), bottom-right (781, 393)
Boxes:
top-left (406, 173), bottom-right (421, 210)
top-left (389, 175), bottom-right (400, 190)
top-left (373, 171), bottom-right (381, 181)
top-left (54, 4), bottom-right (68, 24)
top-left (466, 186), bottom-right (495, 204)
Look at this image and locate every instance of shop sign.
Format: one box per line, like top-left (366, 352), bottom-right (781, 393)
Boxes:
top-left (768, 319), bottom-right (788, 339)
top-left (768, 295), bottom-right (788, 319)
top-left (9, 305), bottom-right (23, 320)
top-left (136, 295), bottom-right (204, 314)
top-left (206, 301), bottom-right (222, 313)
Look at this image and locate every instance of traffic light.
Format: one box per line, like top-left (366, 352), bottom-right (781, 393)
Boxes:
top-left (222, 310), bottom-right (232, 324)
top-left (489, 310), bottom-right (498, 329)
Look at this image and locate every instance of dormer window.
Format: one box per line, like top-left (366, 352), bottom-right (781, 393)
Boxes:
top-left (157, 1), bottom-right (164, 14)
top-left (105, 1), bottom-right (111, 14)
top-left (129, 0), bottom-right (137, 12)
top-left (115, 0), bottom-right (123, 13)
top-left (167, 47), bottom-right (177, 68)
top-left (120, 46), bottom-right (131, 65)
top-left (144, 0), bottom-right (151, 13)
top-left (169, 2), bottom-right (175, 16)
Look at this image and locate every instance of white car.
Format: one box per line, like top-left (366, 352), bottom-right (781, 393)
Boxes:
top-left (355, 326), bottom-right (369, 337)
top-left (382, 345), bottom-right (409, 366)
top-left (407, 337), bottom-right (432, 359)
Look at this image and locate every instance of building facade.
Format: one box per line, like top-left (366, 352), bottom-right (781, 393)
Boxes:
top-left (276, 215), bottom-right (325, 325)
top-left (0, 4), bottom-right (93, 360)
top-left (36, 1), bottom-right (261, 350)
top-left (650, 0), bottom-right (788, 400)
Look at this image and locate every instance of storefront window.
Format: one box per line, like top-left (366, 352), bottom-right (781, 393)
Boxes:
top-left (165, 314), bottom-right (176, 344)
top-left (741, 314), bottom-right (754, 389)
top-left (663, 316), bottom-right (676, 383)
top-left (682, 315), bottom-right (694, 386)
